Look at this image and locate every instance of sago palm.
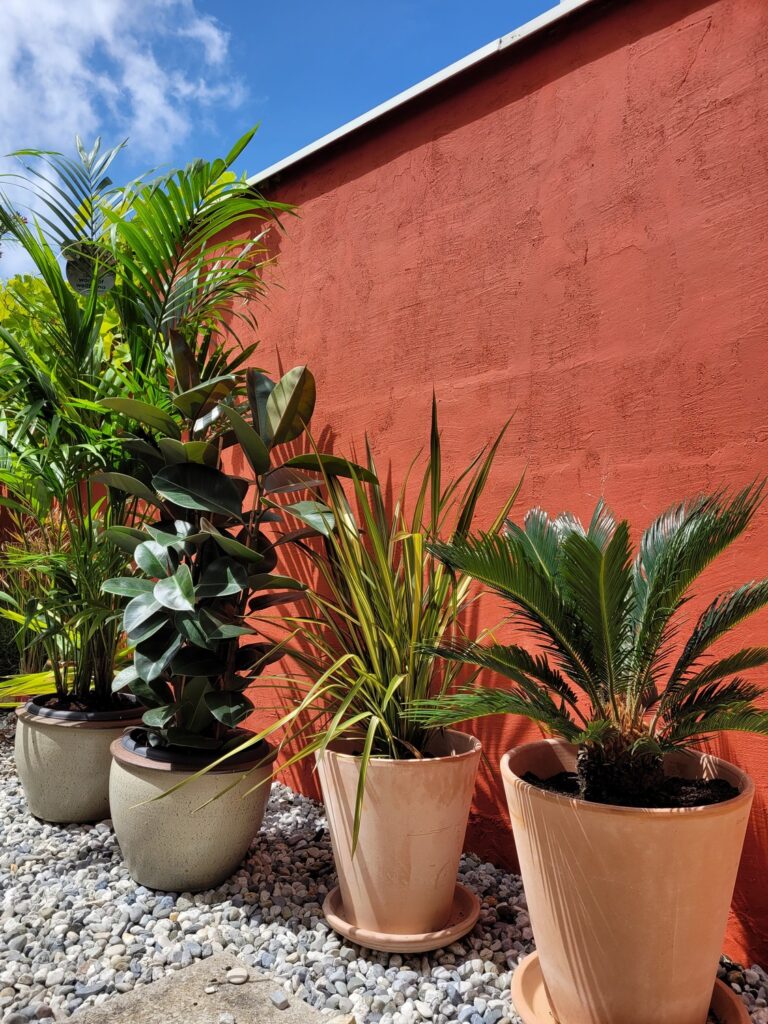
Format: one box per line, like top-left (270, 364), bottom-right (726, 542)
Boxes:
top-left (413, 485), bottom-right (768, 804)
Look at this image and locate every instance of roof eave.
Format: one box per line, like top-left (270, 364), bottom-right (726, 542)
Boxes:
top-left (248, 0), bottom-right (604, 187)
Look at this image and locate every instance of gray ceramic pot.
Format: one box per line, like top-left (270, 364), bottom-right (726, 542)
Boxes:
top-left (109, 730), bottom-right (276, 892)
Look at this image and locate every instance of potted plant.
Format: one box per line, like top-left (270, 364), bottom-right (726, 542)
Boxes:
top-left (0, 129), bottom-right (288, 824)
top-left (101, 358), bottom-right (331, 892)
top-left (255, 401), bottom-right (518, 951)
top-left (414, 489), bottom-right (768, 1024)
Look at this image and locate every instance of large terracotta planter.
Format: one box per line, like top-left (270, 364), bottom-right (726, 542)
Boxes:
top-left (110, 730), bottom-right (276, 892)
top-left (14, 696), bottom-right (143, 823)
top-left (501, 739), bottom-right (754, 1024)
top-left (316, 728), bottom-right (481, 947)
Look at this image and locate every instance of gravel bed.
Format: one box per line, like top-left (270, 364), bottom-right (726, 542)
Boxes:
top-left (1, 712), bottom-right (766, 1024)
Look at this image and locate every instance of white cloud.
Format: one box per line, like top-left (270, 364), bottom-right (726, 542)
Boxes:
top-left (0, 0), bottom-right (245, 161)
top-left (0, 0), bottom-right (249, 275)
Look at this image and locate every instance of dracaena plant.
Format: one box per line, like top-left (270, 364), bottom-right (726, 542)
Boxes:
top-left (412, 485), bottom-right (768, 805)
top-left (99, 354), bottom-right (337, 751)
top-left (239, 400), bottom-right (519, 841)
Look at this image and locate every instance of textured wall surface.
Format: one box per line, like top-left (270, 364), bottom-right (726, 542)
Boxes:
top-left (241, 0), bottom-right (768, 964)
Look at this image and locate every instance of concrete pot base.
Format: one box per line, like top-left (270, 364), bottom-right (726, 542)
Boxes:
top-left (510, 952), bottom-right (750, 1024)
top-left (323, 882), bottom-right (480, 953)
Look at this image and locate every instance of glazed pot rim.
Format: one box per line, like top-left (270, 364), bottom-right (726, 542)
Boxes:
top-left (111, 729), bottom-right (277, 774)
top-left (17, 694), bottom-right (143, 727)
top-left (317, 727), bottom-right (481, 767)
top-left (500, 738), bottom-right (755, 817)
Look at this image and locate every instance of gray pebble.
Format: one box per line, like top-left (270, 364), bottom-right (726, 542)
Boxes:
top-left (270, 991), bottom-right (290, 1011)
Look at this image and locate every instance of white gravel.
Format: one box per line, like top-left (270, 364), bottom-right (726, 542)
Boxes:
top-left (1, 712), bottom-right (766, 1024)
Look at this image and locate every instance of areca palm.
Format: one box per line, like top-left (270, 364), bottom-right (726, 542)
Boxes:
top-left (413, 485), bottom-right (768, 803)
top-left (0, 129), bottom-right (288, 705)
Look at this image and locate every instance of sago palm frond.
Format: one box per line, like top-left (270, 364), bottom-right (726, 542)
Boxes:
top-left (421, 485), bottom-right (768, 793)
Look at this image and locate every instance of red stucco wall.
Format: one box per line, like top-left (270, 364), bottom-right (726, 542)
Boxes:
top-left (242, 0), bottom-right (768, 965)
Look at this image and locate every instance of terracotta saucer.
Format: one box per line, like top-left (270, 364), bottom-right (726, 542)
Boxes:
top-left (511, 951), bottom-right (750, 1024)
top-left (322, 882), bottom-right (480, 953)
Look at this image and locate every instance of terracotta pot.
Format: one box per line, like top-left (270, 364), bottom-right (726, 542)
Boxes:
top-left (110, 730), bottom-right (276, 892)
top-left (316, 728), bottom-right (481, 935)
top-left (14, 696), bottom-right (143, 823)
top-left (501, 739), bottom-right (754, 1024)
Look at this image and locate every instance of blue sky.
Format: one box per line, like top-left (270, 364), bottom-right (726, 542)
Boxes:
top-left (215, 0), bottom-right (555, 179)
top-left (0, 0), bottom-right (553, 274)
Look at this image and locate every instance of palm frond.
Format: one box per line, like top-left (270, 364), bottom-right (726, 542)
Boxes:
top-left (669, 580), bottom-right (768, 685)
top-left (409, 684), bottom-right (581, 740)
top-left (632, 484), bottom-right (764, 694)
top-left (429, 532), bottom-right (602, 705)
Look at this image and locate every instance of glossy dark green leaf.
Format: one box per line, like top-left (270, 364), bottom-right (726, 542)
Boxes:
top-left (124, 593), bottom-right (163, 634)
top-left (174, 611), bottom-right (214, 649)
top-left (102, 577), bottom-right (155, 598)
top-left (265, 366), bottom-right (315, 446)
top-left (126, 611), bottom-right (170, 644)
top-left (178, 675), bottom-right (214, 733)
top-left (157, 437), bottom-right (187, 465)
top-left (105, 526), bottom-right (147, 553)
top-left (263, 466), bottom-right (323, 494)
top-left (199, 520), bottom-right (265, 563)
top-left (196, 557), bottom-right (248, 599)
top-left (142, 703), bottom-right (180, 728)
top-left (100, 398), bottom-right (181, 439)
top-left (164, 728), bottom-right (220, 750)
top-left (281, 500), bottom-right (335, 537)
top-left (145, 525), bottom-right (191, 550)
top-left (171, 648), bottom-right (224, 677)
top-left (129, 676), bottom-right (174, 708)
top-left (183, 441), bottom-right (219, 467)
top-left (119, 438), bottom-right (164, 465)
top-left (169, 329), bottom-right (200, 392)
top-left (153, 463), bottom-right (244, 518)
top-left (111, 664), bottom-right (140, 693)
top-left (154, 564), bottom-right (195, 611)
top-left (199, 609), bottom-right (252, 640)
top-left (204, 690), bottom-right (253, 728)
top-left (283, 453), bottom-right (377, 483)
top-left (218, 403), bottom-right (270, 475)
top-left (94, 472), bottom-right (161, 504)
top-left (173, 374), bottom-right (236, 419)
top-left (246, 369), bottom-right (275, 438)
top-left (135, 628), bottom-right (182, 682)
top-left (135, 540), bottom-right (176, 578)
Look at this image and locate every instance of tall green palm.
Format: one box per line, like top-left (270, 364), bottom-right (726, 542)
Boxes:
top-left (0, 129), bottom-right (289, 706)
top-left (413, 485), bottom-right (768, 803)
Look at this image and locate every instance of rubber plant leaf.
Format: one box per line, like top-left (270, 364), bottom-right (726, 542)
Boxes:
top-left (154, 564), bottom-right (195, 612)
top-left (218, 404), bottom-right (270, 475)
top-left (153, 463), bottom-right (244, 518)
top-left (265, 366), bottom-right (316, 446)
top-left (283, 453), bottom-right (377, 483)
top-left (204, 690), bottom-right (253, 728)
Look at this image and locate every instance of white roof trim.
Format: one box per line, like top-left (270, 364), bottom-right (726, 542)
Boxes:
top-left (249, 0), bottom-right (603, 185)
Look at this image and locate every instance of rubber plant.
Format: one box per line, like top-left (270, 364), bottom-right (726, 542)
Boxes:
top-left (412, 484), bottom-right (768, 805)
top-left (99, 351), bottom-right (353, 752)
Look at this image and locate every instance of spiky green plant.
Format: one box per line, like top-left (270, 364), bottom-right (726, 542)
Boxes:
top-left (412, 486), bottom-right (768, 804)
top-left (208, 400), bottom-right (519, 845)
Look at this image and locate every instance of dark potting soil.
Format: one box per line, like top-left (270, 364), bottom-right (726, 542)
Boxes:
top-left (522, 770), bottom-right (740, 808)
